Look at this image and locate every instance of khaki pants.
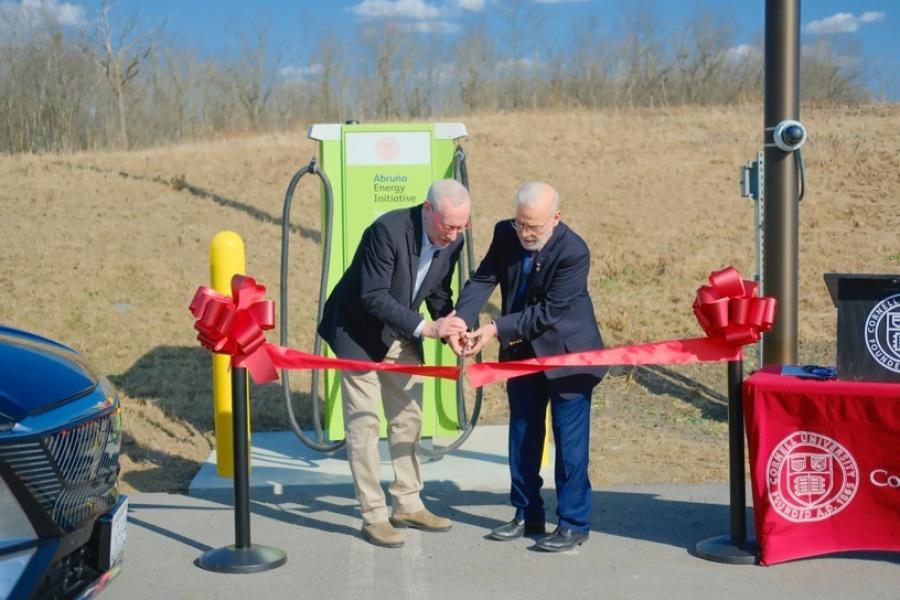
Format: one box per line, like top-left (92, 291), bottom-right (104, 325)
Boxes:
top-left (340, 339), bottom-right (425, 526)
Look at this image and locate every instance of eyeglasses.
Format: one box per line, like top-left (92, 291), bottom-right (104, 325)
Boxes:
top-left (429, 206), bottom-right (468, 234)
top-left (510, 216), bottom-right (554, 235)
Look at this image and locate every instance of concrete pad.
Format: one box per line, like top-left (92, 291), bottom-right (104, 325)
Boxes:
top-left (162, 428), bottom-right (899, 600)
top-left (106, 484), bottom-right (899, 600)
top-left (189, 425), bottom-right (553, 496)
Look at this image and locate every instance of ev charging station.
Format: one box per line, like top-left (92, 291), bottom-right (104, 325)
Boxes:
top-left (280, 122), bottom-right (481, 455)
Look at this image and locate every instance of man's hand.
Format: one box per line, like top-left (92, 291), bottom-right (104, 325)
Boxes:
top-left (447, 332), bottom-right (468, 356)
top-left (465, 322), bottom-right (496, 355)
top-left (424, 310), bottom-right (468, 339)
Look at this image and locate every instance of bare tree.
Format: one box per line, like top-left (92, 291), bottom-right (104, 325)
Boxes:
top-left (0, 0), bottom-right (877, 155)
top-left (359, 23), bottom-right (405, 118)
top-left (497, 0), bottom-right (539, 109)
top-left (617, 0), bottom-right (670, 107)
top-left (88, 1), bottom-right (154, 149)
top-left (544, 49), bottom-right (568, 108)
top-left (309, 31), bottom-right (348, 122)
top-left (672, 10), bottom-right (735, 104)
top-left (568, 14), bottom-right (615, 108)
top-left (1, 13), bottom-right (34, 152)
top-left (162, 47), bottom-right (200, 141)
top-left (0, 7), bottom-right (101, 153)
top-left (456, 24), bottom-right (495, 112)
top-left (228, 23), bottom-right (279, 129)
top-left (400, 29), bottom-right (442, 118)
top-left (802, 37), bottom-right (868, 103)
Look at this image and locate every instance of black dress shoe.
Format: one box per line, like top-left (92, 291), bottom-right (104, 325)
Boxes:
top-left (489, 518), bottom-right (546, 541)
top-left (535, 527), bottom-right (589, 552)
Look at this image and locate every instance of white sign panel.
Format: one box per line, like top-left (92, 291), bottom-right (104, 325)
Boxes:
top-left (345, 132), bottom-right (431, 166)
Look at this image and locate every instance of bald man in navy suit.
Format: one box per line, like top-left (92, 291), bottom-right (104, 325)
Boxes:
top-left (452, 182), bottom-right (606, 552)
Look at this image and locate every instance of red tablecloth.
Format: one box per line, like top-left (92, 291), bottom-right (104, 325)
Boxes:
top-left (744, 366), bottom-right (900, 565)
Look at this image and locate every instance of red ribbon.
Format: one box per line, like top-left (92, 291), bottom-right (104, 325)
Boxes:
top-left (188, 276), bottom-right (459, 384)
top-left (189, 266), bottom-right (774, 387)
top-left (464, 338), bottom-right (743, 388)
top-left (465, 266), bottom-right (775, 387)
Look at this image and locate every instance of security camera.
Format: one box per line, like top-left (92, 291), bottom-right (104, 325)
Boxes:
top-left (772, 119), bottom-right (807, 152)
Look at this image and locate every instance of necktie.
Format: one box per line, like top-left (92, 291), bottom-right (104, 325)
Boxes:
top-left (512, 251), bottom-right (534, 311)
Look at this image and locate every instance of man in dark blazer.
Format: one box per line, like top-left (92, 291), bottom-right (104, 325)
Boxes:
top-left (452, 181), bottom-right (606, 552)
top-left (318, 179), bottom-right (470, 548)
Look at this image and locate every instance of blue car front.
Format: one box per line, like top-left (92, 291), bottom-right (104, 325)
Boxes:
top-left (0, 326), bottom-right (125, 600)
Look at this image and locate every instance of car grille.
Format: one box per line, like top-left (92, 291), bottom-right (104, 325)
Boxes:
top-left (0, 410), bottom-right (121, 531)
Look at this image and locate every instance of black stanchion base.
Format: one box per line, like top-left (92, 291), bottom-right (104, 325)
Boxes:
top-left (195, 544), bottom-right (287, 574)
top-left (695, 535), bottom-right (758, 565)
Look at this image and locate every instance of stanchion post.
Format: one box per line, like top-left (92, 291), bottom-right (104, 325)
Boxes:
top-left (196, 366), bottom-right (286, 573)
top-left (232, 366), bottom-right (252, 549)
top-left (695, 359), bottom-right (758, 564)
top-left (728, 359), bottom-right (748, 544)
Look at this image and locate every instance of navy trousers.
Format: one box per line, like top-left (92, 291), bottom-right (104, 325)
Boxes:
top-left (506, 372), bottom-right (596, 532)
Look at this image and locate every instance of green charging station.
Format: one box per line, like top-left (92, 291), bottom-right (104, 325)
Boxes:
top-left (308, 122), bottom-right (468, 441)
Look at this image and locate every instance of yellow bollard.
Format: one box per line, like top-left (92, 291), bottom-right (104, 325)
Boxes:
top-left (209, 231), bottom-right (247, 477)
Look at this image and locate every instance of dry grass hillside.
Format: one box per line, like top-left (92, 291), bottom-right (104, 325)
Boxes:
top-left (1, 105), bottom-right (898, 493)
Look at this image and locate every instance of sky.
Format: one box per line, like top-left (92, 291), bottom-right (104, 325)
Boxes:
top-left (5, 0), bottom-right (899, 100)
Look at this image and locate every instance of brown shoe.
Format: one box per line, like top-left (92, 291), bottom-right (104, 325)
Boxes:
top-left (361, 521), bottom-right (404, 548)
top-left (390, 509), bottom-right (452, 532)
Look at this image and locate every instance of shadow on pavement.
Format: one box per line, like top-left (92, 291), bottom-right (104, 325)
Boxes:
top-left (128, 485), bottom-right (899, 566)
top-left (127, 516), bottom-right (214, 553)
top-left (186, 482), bottom-right (746, 553)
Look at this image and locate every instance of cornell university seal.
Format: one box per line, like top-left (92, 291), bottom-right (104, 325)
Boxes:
top-left (766, 431), bottom-right (859, 523)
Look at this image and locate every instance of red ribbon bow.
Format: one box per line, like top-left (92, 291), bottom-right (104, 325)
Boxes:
top-left (692, 266), bottom-right (776, 345)
top-left (188, 275), bottom-right (278, 383)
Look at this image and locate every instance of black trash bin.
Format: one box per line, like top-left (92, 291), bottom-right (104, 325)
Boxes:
top-left (824, 273), bottom-right (900, 382)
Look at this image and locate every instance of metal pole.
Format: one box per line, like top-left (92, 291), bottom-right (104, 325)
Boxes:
top-left (232, 366), bottom-right (251, 549)
top-left (762, 0), bottom-right (801, 366)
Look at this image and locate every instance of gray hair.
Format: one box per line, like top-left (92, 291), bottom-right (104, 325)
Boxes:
top-left (515, 181), bottom-right (560, 212)
top-left (427, 179), bottom-right (471, 211)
